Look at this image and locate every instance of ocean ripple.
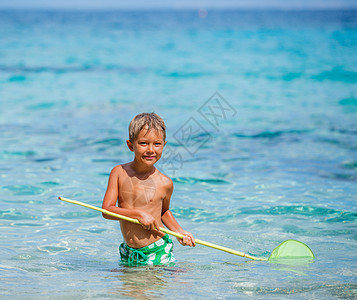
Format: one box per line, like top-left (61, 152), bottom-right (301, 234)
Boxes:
top-left (172, 205), bottom-right (357, 224)
top-left (312, 67), bottom-right (357, 83)
top-left (1, 185), bottom-right (44, 196)
top-left (233, 129), bottom-right (311, 140)
top-left (0, 209), bottom-right (37, 221)
top-left (1, 64), bottom-right (146, 75)
top-left (172, 177), bottom-right (230, 185)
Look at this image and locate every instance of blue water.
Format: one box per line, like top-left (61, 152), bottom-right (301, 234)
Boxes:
top-left (1, 9), bottom-right (357, 299)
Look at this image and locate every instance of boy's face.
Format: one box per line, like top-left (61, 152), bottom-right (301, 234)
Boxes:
top-left (127, 127), bottom-right (166, 168)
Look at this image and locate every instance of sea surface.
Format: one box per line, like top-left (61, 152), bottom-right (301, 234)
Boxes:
top-left (0, 9), bottom-right (356, 299)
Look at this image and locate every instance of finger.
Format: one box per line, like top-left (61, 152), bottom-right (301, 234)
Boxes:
top-left (178, 237), bottom-right (185, 246)
top-left (189, 235), bottom-right (196, 247)
top-left (186, 235), bottom-right (195, 247)
top-left (153, 221), bottom-right (160, 231)
top-left (183, 235), bottom-right (189, 246)
top-left (187, 236), bottom-right (194, 247)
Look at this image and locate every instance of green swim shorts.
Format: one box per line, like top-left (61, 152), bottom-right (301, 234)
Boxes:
top-left (119, 234), bottom-right (176, 266)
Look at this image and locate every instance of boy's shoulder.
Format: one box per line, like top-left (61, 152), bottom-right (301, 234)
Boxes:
top-left (110, 163), bottom-right (128, 176)
top-left (155, 169), bottom-right (173, 188)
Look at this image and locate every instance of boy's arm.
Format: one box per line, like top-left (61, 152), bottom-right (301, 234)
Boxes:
top-left (161, 179), bottom-right (195, 247)
top-left (102, 166), bottom-right (161, 231)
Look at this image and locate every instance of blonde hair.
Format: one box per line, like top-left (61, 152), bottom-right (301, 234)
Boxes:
top-left (128, 112), bottom-right (166, 142)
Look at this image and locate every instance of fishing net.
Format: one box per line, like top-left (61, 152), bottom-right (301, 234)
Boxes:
top-left (268, 239), bottom-right (314, 261)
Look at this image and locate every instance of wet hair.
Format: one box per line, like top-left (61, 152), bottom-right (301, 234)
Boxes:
top-left (128, 112), bottom-right (166, 143)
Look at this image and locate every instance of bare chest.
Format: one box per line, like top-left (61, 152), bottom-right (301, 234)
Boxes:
top-left (118, 176), bottom-right (165, 208)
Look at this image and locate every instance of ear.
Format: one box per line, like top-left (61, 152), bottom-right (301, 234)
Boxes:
top-left (126, 140), bottom-right (134, 152)
top-left (164, 141), bottom-right (167, 147)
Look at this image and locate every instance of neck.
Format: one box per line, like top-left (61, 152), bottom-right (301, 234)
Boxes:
top-left (131, 160), bottom-right (155, 177)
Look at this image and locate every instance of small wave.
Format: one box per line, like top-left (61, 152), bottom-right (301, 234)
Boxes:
top-left (172, 205), bottom-right (357, 224)
top-left (27, 102), bottom-right (56, 110)
top-left (33, 157), bottom-right (58, 163)
top-left (311, 135), bottom-right (357, 151)
top-left (329, 127), bottom-right (357, 135)
top-left (37, 245), bottom-right (71, 255)
top-left (59, 211), bottom-right (99, 219)
top-left (319, 172), bottom-right (356, 182)
top-left (281, 72), bottom-right (302, 81)
top-left (79, 227), bottom-right (107, 234)
top-left (98, 172), bottom-right (111, 177)
top-left (11, 254), bottom-right (35, 261)
top-left (158, 70), bottom-right (213, 79)
top-left (172, 207), bottom-right (221, 222)
top-left (241, 206), bottom-right (357, 222)
top-left (265, 72), bottom-right (304, 82)
top-left (0, 150), bottom-right (37, 159)
top-left (8, 75), bottom-right (26, 82)
top-left (233, 282), bottom-right (357, 298)
top-left (92, 159), bottom-right (119, 163)
top-left (40, 181), bottom-right (62, 186)
top-left (341, 161), bottom-right (357, 170)
top-left (1, 185), bottom-right (44, 196)
top-left (172, 177), bottom-right (230, 185)
top-left (312, 67), bottom-right (357, 83)
top-left (10, 222), bottom-right (44, 227)
top-left (92, 138), bottom-right (122, 146)
top-left (0, 209), bottom-right (37, 221)
top-left (0, 64), bottom-right (146, 75)
top-left (339, 97), bottom-right (357, 106)
top-left (233, 129), bottom-right (310, 139)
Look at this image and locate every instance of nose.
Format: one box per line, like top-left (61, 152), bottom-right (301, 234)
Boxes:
top-left (147, 143), bottom-right (154, 153)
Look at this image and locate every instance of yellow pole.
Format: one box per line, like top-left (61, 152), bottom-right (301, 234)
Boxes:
top-left (58, 197), bottom-right (265, 261)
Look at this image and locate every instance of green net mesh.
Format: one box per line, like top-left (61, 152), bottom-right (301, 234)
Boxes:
top-left (268, 239), bottom-right (314, 261)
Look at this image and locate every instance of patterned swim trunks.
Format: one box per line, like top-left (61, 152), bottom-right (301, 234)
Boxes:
top-left (119, 234), bottom-right (176, 266)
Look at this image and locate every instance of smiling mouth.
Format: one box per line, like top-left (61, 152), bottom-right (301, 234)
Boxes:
top-left (144, 156), bottom-right (156, 160)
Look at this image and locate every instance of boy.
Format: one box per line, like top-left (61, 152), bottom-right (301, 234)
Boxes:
top-left (102, 112), bottom-right (195, 266)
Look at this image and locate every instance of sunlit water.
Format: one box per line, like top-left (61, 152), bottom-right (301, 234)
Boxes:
top-left (0, 10), bottom-right (356, 299)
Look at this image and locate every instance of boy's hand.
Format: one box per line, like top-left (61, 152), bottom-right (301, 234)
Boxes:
top-left (177, 230), bottom-right (196, 247)
top-left (137, 210), bottom-right (160, 232)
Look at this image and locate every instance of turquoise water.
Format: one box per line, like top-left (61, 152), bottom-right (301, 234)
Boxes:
top-left (1, 10), bottom-right (357, 298)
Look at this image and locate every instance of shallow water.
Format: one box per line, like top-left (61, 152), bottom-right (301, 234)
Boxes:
top-left (0, 9), bottom-right (357, 299)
